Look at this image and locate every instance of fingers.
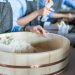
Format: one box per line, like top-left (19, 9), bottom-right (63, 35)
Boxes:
top-left (37, 25), bottom-right (48, 36)
top-left (48, 0), bottom-right (53, 3)
top-left (46, 0), bottom-right (53, 4)
top-left (46, 0), bottom-right (54, 7)
top-left (68, 13), bottom-right (74, 19)
top-left (38, 7), bottom-right (52, 16)
top-left (29, 26), bottom-right (42, 35)
top-left (29, 26), bottom-right (37, 32)
top-left (29, 25), bottom-right (48, 36)
top-left (38, 5), bottom-right (54, 16)
top-left (42, 7), bottom-right (51, 16)
top-left (45, 30), bottom-right (49, 33)
top-left (49, 8), bottom-right (54, 12)
top-left (43, 7), bottom-right (54, 15)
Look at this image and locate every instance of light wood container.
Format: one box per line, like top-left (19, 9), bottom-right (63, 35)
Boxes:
top-left (0, 32), bottom-right (70, 75)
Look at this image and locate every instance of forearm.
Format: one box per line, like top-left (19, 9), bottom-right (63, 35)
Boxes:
top-left (17, 11), bottom-right (39, 26)
top-left (51, 13), bottom-right (69, 18)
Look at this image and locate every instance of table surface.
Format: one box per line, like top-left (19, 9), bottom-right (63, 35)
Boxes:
top-left (59, 47), bottom-right (75, 75)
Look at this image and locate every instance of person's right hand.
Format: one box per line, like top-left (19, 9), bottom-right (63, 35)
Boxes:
top-left (37, 7), bottom-right (52, 16)
top-left (37, 0), bottom-right (54, 16)
top-left (25, 25), bottom-right (48, 36)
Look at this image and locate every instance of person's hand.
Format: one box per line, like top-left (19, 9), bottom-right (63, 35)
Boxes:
top-left (37, 0), bottom-right (54, 16)
top-left (37, 7), bottom-right (51, 16)
top-left (29, 25), bottom-right (48, 36)
top-left (46, 0), bottom-right (54, 7)
top-left (26, 25), bottom-right (48, 36)
top-left (63, 13), bottom-right (74, 22)
top-left (46, 0), bottom-right (53, 3)
top-left (67, 13), bottom-right (74, 19)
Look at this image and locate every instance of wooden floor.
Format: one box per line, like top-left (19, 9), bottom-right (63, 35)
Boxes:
top-left (60, 47), bottom-right (75, 75)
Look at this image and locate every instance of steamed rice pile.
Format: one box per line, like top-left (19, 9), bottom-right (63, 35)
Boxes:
top-left (0, 36), bottom-right (34, 53)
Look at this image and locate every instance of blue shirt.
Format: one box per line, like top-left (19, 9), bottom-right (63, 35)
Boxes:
top-left (63, 0), bottom-right (75, 9)
top-left (0, 0), bottom-right (27, 32)
top-left (9, 0), bottom-right (27, 32)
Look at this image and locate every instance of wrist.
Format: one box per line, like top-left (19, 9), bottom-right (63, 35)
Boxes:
top-left (25, 26), bottom-right (31, 31)
top-left (36, 9), bottom-right (42, 16)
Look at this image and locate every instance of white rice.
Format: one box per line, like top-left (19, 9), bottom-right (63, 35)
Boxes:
top-left (0, 37), bottom-right (34, 53)
top-left (9, 39), bottom-right (34, 53)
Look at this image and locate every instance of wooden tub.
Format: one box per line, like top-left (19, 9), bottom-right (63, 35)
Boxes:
top-left (0, 32), bottom-right (70, 75)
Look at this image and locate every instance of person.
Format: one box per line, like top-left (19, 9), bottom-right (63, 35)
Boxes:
top-left (39, 0), bottom-right (75, 46)
top-left (39, 0), bottom-right (75, 22)
top-left (6, 0), bottom-right (52, 36)
top-left (17, 7), bottom-right (52, 35)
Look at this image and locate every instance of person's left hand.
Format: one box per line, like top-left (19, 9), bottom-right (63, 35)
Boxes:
top-left (26, 25), bottom-right (48, 36)
top-left (67, 13), bottom-right (74, 19)
top-left (63, 13), bottom-right (74, 23)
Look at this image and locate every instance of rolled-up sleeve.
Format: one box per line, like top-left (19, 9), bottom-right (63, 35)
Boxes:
top-left (64, 0), bottom-right (75, 9)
